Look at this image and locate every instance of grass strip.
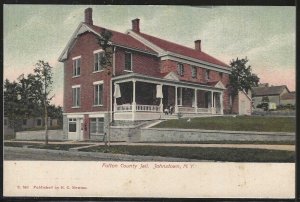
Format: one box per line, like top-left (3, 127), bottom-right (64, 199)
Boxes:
top-left (79, 145), bottom-right (295, 162)
top-left (154, 116), bottom-right (295, 132)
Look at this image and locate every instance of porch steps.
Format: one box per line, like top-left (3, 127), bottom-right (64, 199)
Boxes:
top-left (181, 113), bottom-right (223, 118)
top-left (160, 114), bottom-right (178, 120)
top-left (143, 120), bottom-right (164, 128)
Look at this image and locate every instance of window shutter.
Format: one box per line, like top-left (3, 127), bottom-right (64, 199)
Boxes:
top-left (72, 88), bottom-right (76, 106)
top-left (94, 53), bottom-right (98, 71)
top-left (73, 60), bottom-right (76, 76)
top-left (77, 88), bottom-right (80, 106)
top-left (99, 52), bottom-right (104, 70)
top-left (77, 59), bottom-right (81, 75)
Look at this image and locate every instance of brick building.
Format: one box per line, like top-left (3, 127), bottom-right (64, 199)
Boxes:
top-left (58, 8), bottom-right (234, 140)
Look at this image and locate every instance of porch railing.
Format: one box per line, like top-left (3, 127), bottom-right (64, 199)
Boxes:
top-left (178, 107), bottom-right (195, 113)
top-left (115, 104), bottom-right (161, 112)
top-left (116, 104), bottom-right (214, 114)
top-left (116, 104), bottom-right (132, 112)
top-left (197, 107), bottom-right (212, 113)
top-left (136, 104), bottom-right (161, 112)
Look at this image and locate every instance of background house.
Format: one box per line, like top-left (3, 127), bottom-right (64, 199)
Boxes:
top-left (252, 84), bottom-right (290, 107)
top-left (4, 117), bottom-right (59, 136)
top-left (280, 91), bottom-right (296, 105)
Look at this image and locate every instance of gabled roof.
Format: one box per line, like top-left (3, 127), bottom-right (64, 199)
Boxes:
top-left (86, 24), bottom-right (157, 54)
top-left (58, 23), bottom-right (157, 61)
top-left (252, 85), bottom-right (289, 97)
top-left (281, 92), bottom-right (296, 100)
top-left (136, 32), bottom-right (229, 68)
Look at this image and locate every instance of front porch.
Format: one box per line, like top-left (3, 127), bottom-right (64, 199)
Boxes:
top-left (112, 73), bottom-right (225, 121)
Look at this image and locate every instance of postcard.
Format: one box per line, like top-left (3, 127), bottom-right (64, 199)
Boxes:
top-left (3, 5), bottom-right (296, 198)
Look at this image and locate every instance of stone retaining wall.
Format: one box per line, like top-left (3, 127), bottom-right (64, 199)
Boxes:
top-left (139, 128), bottom-right (295, 143)
top-left (16, 130), bottom-right (66, 141)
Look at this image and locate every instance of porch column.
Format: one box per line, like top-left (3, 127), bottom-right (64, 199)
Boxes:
top-left (175, 86), bottom-right (178, 113)
top-left (220, 92), bottom-right (224, 115)
top-left (211, 91), bottom-right (213, 107)
top-left (132, 80), bottom-right (136, 111)
top-left (160, 84), bottom-right (163, 112)
top-left (194, 88), bottom-right (197, 113)
top-left (211, 91), bottom-right (215, 114)
top-left (113, 83), bottom-right (117, 112)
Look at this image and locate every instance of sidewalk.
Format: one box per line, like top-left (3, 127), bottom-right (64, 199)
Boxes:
top-left (5, 140), bottom-right (295, 151)
top-left (4, 146), bottom-right (207, 162)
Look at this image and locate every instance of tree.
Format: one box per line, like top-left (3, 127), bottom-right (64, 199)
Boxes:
top-left (47, 104), bottom-right (63, 126)
top-left (33, 60), bottom-right (54, 145)
top-left (4, 79), bottom-right (22, 131)
top-left (17, 73), bottom-right (43, 118)
top-left (97, 29), bottom-right (113, 146)
top-left (228, 57), bottom-right (259, 113)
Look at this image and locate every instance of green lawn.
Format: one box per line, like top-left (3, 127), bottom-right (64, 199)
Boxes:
top-left (79, 145), bottom-right (295, 162)
top-left (154, 116), bottom-right (296, 132)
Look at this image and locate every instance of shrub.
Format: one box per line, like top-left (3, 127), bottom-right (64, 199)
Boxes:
top-left (277, 104), bottom-right (295, 110)
top-left (256, 103), bottom-right (268, 111)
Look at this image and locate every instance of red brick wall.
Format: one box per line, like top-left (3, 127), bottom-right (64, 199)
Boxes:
top-left (83, 114), bottom-right (90, 140)
top-left (114, 47), bottom-right (160, 77)
top-left (64, 32), bottom-right (111, 113)
top-left (63, 32), bottom-right (232, 114)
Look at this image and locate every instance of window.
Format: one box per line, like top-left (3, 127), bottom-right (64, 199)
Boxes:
top-left (177, 87), bottom-right (183, 106)
top-left (124, 52), bottom-right (132, 71)
top-left (69, 118), bottom-right (77, 132)
top-left (72, 86), bottom-right (80, 107)
top-left (37, 119), bottom-right (42, 126)
top-left (90, 118), bottom-right (104, 135)
top-left (191, 66), bottom-right (197, 78)
top-left (23, 119), bottom-right (27, 125)
top-left (219, 72), bottom-right (223, 79)
top-left (177, 63), bottom-right (184, 76)
top-left (94, 51), bottom-right (104, 72)
top-left (205, 69), bottom-right (210, 80)
top-left (73, 57), bottom-right (81, 76)
top-left (94, 83), bottom-right (103, 106)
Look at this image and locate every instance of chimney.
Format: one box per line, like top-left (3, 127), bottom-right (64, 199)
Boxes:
top-left (194, 40), bottom-right (201, 51)
top-left (132, 18), bottom-right (140, 33)
top-left (84, 8), bottom-right (93, 25)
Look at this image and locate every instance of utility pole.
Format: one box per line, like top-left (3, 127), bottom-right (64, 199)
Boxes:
top-left (44, 78), bottom-right (48, 145)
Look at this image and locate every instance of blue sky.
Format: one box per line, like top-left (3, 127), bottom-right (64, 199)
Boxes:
top-left (4, 5), bottom-right (296, 106)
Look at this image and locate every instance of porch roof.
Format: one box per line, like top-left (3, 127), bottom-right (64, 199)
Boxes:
top-left (112, 73), bottom-right (225, 92)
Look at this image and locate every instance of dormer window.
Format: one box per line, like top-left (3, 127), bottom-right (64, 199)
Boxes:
top-left (177, 63), bottom-right (184, 76)
top-left (124, 52), bottom-right (132, 71)
top-left (94, 50), bottom-right (104, 72)
top-left (72, 56), bottom-right (81, 77)
top-left (205, 69), bottom-right (210, 80)
top-left (191, 66), bottom-right (197, 78)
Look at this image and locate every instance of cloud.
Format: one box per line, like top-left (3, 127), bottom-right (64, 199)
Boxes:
top-left (4, 5), bottom-right (296, 106)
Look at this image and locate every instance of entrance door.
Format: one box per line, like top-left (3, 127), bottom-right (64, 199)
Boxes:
top-left (215, 93), bottom-right (221, 114)
top-left (68, 118), bottom-right (84, 141)
top-left (162, 86), bottom-right (169, 108)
